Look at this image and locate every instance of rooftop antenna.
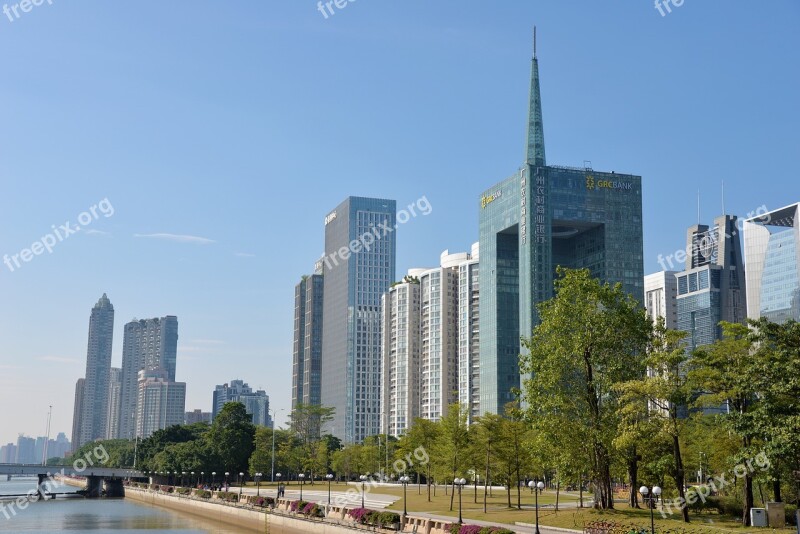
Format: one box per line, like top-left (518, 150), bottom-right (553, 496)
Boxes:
top-left (533, 26), bottom-right (537, 59)
top-left (697, 190), bottom-right (701, 224)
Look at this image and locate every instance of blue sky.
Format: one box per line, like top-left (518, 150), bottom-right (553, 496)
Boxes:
top-left (0, 1), bottom-right (797, 447)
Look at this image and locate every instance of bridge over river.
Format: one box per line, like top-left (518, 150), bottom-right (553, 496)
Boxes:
top-left (0, 464), bottom-right (145, 498)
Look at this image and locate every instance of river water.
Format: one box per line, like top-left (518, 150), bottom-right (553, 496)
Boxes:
top-left (0, 478), bottom-right (255, 532)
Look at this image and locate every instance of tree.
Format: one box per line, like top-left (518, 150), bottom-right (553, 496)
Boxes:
top-left (690, 322), bottom-right (758, 525)
top-left (397, 418), bottom-right (439, 501)
top-left (288, 403), bottom-right (335, 482)
top-left (520, 268), bottom-right (650, 509)
top-left (616, 319), bottom-right (692, 522)
top-left (206, 402), bottom-right (256, 474)
top-left (434, 403), bottom-right (469, 511)
top-left (471, 413), bottom-right (503, 512)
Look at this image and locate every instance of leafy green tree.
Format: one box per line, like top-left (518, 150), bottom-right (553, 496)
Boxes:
top-left (72, 439), bottom-right (135, 468)
top-left (288, 403), bottom-right (335, 482)
top-left (616, 319), bottom-right (692, 522)
top-left (434, 403), bottom-right (469, 511)
top-left (469, 413), bottom-right (503, 511)
top-left (690, 322), bottom-right (759, 525)
top-left (397, 418), bottom-right (438, 501)
top-left (520, 268), bottom-right (650, 509)
top-left (206, 402), bottom-right (255, 474)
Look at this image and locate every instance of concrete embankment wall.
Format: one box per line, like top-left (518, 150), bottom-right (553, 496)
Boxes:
top-left (125, 488), bottom-right (375, 534)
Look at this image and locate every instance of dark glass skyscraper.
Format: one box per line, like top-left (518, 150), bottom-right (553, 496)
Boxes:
top-left (292, 269), bottom-right (324, 409)
top-left (321, 196), bottom-right (396, 443)
top-left (478, 37), bottom-right (644, 415)
top-left (78, 294), bottom-right (114, 448)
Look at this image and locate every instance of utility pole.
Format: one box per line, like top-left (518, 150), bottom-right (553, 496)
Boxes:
top-left (41, 405), bottom-right (52, 466)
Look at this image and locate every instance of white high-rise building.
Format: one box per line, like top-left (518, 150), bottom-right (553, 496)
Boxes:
top-left (419, 251), bottom-right (465, 423)
top-left (458, 243), bottom-right (480, 424)
top-left (136, 369), bottom-right (186, 439)
top-left (381, 271), bottom-right (423, 437)
top-left (381, 246), bottom-right (478, 437)
top-left (644, 271), bottom-right (678, 329)
top-left (118, 316), bottom-right (179, 440)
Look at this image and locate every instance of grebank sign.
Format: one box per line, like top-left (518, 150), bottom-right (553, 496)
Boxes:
top-left (585, 175), bottom-right (633, 191)
top-left (481, 190), bottom-right (502, 209)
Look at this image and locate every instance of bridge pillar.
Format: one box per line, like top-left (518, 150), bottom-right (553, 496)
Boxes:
top-left (37, 474), bottom-right (49, 500)
top-left (105, 478), bottom-right (124, 498)
top-left (5, 475), bottom-right (9, 482)
top-left (85, 476), bottom-right (103, 498)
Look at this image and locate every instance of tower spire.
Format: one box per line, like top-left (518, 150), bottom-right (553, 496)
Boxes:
top-left (526, 26), bottom-right (546, 167)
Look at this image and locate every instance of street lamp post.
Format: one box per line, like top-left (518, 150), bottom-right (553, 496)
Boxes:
top-left (201, 472), bottom-right (204, 485)
top-left (212, 472), bottom-right (216, 487)
top-left (298, 473), bottom-right (305, 501)
top-left (191, 472), bottom-right (195, 487)
top-left (455, 478), bottom-right (467, 524)
top-left (182, 472), bottom-right (186, 487)
top-left (326, 473), bottom-right (334, 506)
top-left (359, 475), bottom-right (368, 508)
top-left (270, 408), bottom-right (283, 483)
top-left (639, 485), bottom-right (662, 534)
top-left (225, 472), bottom-right (230, 491)
top-left (528, 480), bottom-right (545, 534)
top-left (400, 476), bottom-right (410, 520)
top-left (239, 472), bottom-right (245, 500)
top-left (256, 473), bottom-right (263, 497)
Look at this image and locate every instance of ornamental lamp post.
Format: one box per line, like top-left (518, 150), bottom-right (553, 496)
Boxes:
top-left (454, 478), bottom-right (467, 524)
top-left (639, 485), bottom-right (662, 534)
top-left (239, 472), bottom-right (245, 500)
top-left (528, 480), bottom-right (545, 534)
top-left (225, 472), bottom-right (230, 490)
top-left (256, 473), bottom-right (263, 497)
top-left (326, 473), bottom-right (334, 506)
top-left (298, 473), bottom-right (305, 501)
top-left (359, 475), bottom-right (368, 508)
top-left (399, 476), bottom-right (411, 520)
top-left (212, 471), bottom-right (216, 486)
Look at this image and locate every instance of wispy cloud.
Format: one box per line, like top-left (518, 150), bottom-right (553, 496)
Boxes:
top-left (85, 229), bottom-right (111, 236)
top-left (37, 355), bottom-right (79, 364)
top-left (134, 233), bottom-right (215, 245)
top-left (235, 252), bottom-right (256, 258)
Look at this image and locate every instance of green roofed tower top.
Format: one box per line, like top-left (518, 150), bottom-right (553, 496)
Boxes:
top-left (526, 26), bottom-right (546, 167)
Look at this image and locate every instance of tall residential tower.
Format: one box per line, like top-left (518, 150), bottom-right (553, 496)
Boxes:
top-left (77, 294), bottom-right (115, 448)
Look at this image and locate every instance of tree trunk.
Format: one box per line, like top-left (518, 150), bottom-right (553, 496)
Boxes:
top-left (743, 474), bottom-right (754, 526)
top-left (773, 478), bottom-right (782, 503)
top-left (579, 474), bottom-right (584, 508)
top-left (516, 465), bottom-right (522, 510)
top-left (556, 479), bottom-right (560, 511)
top-left (671, 434), bottom-right (689, 522)
top-left (628, 450), bottom-right (640, 509)
top-left (474, 478), bottom-right (478, 504)
top-left (484, 447), bottom-right (490, 513)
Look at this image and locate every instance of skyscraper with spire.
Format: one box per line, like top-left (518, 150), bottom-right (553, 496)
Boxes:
top-left (478, 30), bottom-right (644, 415)
top-left (77, 294), bottom-right (114, 448)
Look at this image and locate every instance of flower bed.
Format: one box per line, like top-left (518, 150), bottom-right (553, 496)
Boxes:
top-left (289, 499), bottom-right (308, 513)
top-left (216, 491), bottom-right (239, 503)
top-left (176, 487), bottom-right (192, 495)
top-left (348, 507), bottom-right (401, 528)
top-left (247, 496), bottom-right (275, 507)
top-left (160, 485), bottom-right (174, 493)
top-left (445, 524), bottom-right (514, 534)
top-left (194, 489), bottom-right (212, 499)
top-left (300, 501), bottom-right (325, 518)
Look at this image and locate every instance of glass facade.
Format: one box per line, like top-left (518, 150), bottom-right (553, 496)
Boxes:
top-left (322, 197), bottom-right (396, 443)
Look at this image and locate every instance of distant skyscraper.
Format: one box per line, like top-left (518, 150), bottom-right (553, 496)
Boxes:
top-left (71, 378), bottom-right (85, 452)
top-left (135, 369), bottom-right (186, 439)
top-left (744, 203), bottom-right (800, 323)
top-left (212, 379), bottom-right (271, 426)
top-left (676, 215), bottom-right (747, 350)
top-left (478, 37), bottom-right (644, 415)
top-left (118, 316), bottom-right (179, 440)
top-left (381, 271), bottom-right (422, 437)
top-left (106, 367), bottom-right (122, 439)
top-left (321, 197), bottom-right (396, 443)
top-left (15, 436), bottom-right (36, 464)
top-left (457, 243), bottom-right (480, 424)
top-left (644, 271), bottom-right (679, 329)
top-left (0, 443), bottom-right (17, 463)
top-left (185, 409), bottom-right (212, 425)
top-left (78, 294), bottom-right (114, 449)
top-left (292, 268), bottom-right (324, 409)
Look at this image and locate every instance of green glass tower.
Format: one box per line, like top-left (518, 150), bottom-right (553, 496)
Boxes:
top-left (478, 33), bottom-right (644, 415)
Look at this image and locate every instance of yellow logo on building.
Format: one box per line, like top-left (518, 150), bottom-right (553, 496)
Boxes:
top-left (586, 175), bottom-right (595, 190)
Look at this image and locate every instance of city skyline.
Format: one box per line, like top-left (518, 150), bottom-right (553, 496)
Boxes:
top-left (1, 2), bottom-right (798, 445)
